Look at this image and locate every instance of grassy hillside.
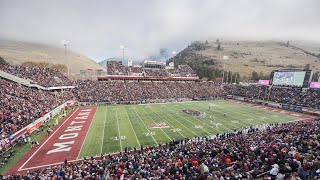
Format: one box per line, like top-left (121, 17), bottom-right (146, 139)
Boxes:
top-left (170, 40), bottom-right (320, 81)
top-left (0, 39), bottom-right (103, 74)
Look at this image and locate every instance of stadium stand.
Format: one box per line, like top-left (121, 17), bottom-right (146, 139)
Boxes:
top-left (106, 61), bottom-right (197, 77)
top-left (75, 81), bottom-right (223, 103)
top-left (2, 60), bottom-right (320, 179)
top-left (3, 120), bottom-right (320, 179)
top-left (0, 65), bottom-right (73, 87)
top-left (0, 78), bottom-right (74, 150)
top-left (225, 85), bottom-right (320, 109)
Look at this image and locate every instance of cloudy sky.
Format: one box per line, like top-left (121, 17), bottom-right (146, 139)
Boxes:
top-left (0, 0), bottom-right (319, 62)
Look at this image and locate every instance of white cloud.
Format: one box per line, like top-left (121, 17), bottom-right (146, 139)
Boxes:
top-left (0, 0), bottom-right (319, 62)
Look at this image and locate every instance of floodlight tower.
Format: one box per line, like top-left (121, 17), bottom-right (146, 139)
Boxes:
top-left (120, 45), bottom-right (126, 62)
top-left (172, 51), bottom-right (176, 68)
top-left (222, 55), bottom-right (228, 84)
top-left (62, 40), bottom-right (70, 77)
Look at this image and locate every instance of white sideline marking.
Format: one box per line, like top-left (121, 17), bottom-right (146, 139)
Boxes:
top-left (18, 108), bottom-right (79, 171)
top-left (19, 159), bottom-right (80, 171)
top-left (138, 101), bottom-right (199, 106)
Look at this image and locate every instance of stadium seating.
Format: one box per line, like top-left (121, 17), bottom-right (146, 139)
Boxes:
top-left (2, 62), bottom-right (320, 179)
top-left (0, 65), bottom-right (73, 87)
top-left (106, 61), bottom-right (197, 77)
top-left (0, 78), bottom-right (73, 145)
top-left (75, 81), bottom-right (223, 103)
top-left (225, 85), bottom-right (320, 109)
top-left (3, 120), bottom-right (320, 179)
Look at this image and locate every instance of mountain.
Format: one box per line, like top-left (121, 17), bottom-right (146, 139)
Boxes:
top-left (0, 39), bottom-right (103, 73)
top-left (169, 40), bottom-right (320, 80)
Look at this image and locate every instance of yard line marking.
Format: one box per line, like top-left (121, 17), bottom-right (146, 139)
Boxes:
top-left (164, 104), bottom-right (216, 135)
top-left (154, 105), bottom-right (200, 137)
top-left (18, 108), bottom-right (79, 171)
top-left (77, 107), bottom-right (97, 159)
top-left (131, 107), bottom-right (158, 145)
top-left (115, 108), bottom-right (123, 151)
top-left (222, 100), bottom-right (296, 125)
top-left (138, 105), bottom-right (172, 141)
top-left (224, 100), bottom-right (286, 124)
top-left (200, 102), bottom-right (259, 127)
top-left (100, 106), bottom-right (107, 154)
top-left (123, 106), bottom-right (141, 147)
top-left (192, 103), bottom-right (237, 131)
top-left (148, 105), bottom-right (186, 138)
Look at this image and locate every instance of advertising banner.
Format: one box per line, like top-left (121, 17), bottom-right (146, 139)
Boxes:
top-left (309, 82), bottom-right (320, 89)
top-left (258, 80), bottom-right (270, 86)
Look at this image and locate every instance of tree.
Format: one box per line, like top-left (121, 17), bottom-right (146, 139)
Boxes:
top-left (259, 71), bottom-right (264, 80)
top-left (21, 61), bottom-right (38, 67)
top-left (251, 71), bottom-right (259, 81)
top-left (52, 64), bottom-right (68, 73)
top-left (304, 64), bottom-right (310, 70)
top-left (0, 56), bottom-right (9, 66)
top-left (311, 71), bottom-right (319, 81)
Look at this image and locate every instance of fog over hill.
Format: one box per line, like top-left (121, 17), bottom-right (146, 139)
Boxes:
top-left (0, 39), bottom-right (103, 73)
top-left (1, 0), bottom-right (319, 60)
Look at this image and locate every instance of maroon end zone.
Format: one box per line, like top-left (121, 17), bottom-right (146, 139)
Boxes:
top-left (6, 107), bottom-right (96, 174)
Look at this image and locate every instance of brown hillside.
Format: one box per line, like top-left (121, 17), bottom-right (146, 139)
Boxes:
top-left (174, 40), bottom-right (320, 79)
top-left (0, 40), bottom-right (104, 74)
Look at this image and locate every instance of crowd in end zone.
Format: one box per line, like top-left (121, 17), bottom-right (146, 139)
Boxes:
top-left (0, 61), bottom-right (320, 179)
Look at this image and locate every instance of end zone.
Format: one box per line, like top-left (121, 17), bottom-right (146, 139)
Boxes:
top-left (6, 107), bottom-right (97, 174)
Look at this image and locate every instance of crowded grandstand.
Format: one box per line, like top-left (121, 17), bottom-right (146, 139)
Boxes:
top-left (0, 57), bottom-right (320, 180)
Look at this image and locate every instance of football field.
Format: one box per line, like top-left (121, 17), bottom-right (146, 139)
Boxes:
top-left (78, 100), bottom-right (302, 157)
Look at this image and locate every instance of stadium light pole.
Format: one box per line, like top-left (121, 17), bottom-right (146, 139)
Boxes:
top-left (172, 51), bottom-right (176, 68)
top-left (62, 40), bottom-right (70, 78)
top-left (120, 45), bottom-right (126, 62)
top-left (222, 56), bottom-right (228, 84)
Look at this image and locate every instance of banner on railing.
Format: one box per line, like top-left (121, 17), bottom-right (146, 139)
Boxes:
top-left (10, 100), bottom-right (77, 143)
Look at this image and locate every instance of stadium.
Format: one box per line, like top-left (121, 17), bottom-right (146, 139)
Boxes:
top-left (1, 1), bottom-right (320, 180)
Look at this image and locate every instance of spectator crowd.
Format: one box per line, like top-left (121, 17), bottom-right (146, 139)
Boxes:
top-left (1, 61), bottom-right (320, 179)
top-left (107, 61), bottom-right (197, 77)
top-left (0, 65), bottom-right (73, 87)
top-left (225, 85), bottom-right (320, 110)
top-left (75, 81), bottom-right (223, 103)
top-left (3, 120), bottom-right (320, 179)
top-left (0, 78), bottom-right (74, 151)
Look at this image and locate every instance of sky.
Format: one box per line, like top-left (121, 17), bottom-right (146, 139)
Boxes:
top-left (0, 0), bottom-right (319, 62)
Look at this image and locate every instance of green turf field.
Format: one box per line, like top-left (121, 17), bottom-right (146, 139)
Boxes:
top-left (79, 100), bottom-right (299, 157)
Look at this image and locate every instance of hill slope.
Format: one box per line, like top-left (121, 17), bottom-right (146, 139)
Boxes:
top-left (171, 40), bottom-right (320, 80)
top-left (0, 40), bottom-right (103, 74)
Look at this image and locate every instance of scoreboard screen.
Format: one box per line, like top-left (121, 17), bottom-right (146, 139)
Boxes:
top-left (269, 70), bottom-right (312, 87)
